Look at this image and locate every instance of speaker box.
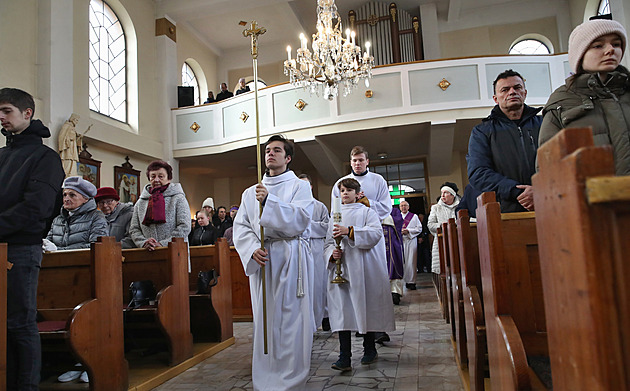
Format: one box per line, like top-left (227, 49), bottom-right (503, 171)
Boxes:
top-left (178, 86), bottom-right (194, 107)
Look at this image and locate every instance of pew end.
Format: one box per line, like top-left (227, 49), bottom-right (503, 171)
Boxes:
top-left (38, 236), bottom-right (129, 391)
top-left (476, 192), bottom-right (550, 391)
top-left (456, 209), bottom-right (487, 391)
top-left (533, 127), bottom-right (630, 390)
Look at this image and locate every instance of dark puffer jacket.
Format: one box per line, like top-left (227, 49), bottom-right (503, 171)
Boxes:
top-left (47, 198), bottom-right (108, 250)
top-left (466, 104), bottom-right (542, 213)
top-left (105, 202), bottom-right (135, 248)
top-left (540, 66), bottom-right (630, 176)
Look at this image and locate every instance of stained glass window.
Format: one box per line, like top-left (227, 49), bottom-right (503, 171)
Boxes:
top-left (509, 39), bottom-right (550, 55)
top-left (181, 63), bottom-right (200, 105)
top-left (89, 0), bottom-right (126, 122)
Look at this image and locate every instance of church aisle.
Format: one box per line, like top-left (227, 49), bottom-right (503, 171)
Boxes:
top-left (154, 274), bottom-right (464, 390)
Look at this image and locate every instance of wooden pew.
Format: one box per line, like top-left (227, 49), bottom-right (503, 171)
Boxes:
top-left (0, 243), bottom-right (6, 390)
top-left (121, 238), bottom-right (193, 366)
top-left (38, 236), bottom-right (128, 391)
top-left (436, 226), bottom-right (450, 322)
top-left (188, 238), bottom-right (233, 342)
top-left (447, 217), bottom-right (468, 368)
top-left (533, 127), bottom-right (630, 391)
top-left (230, 247), bottom-right (253, 322)
top-left (456, 209), bottom-right (487, 391)
top-left (476, 193), bottom-right (550, 390)
top-left (442, 222), bottom-right (456, 332)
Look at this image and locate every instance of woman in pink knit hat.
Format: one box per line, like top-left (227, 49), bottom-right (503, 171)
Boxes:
top-left (539, 17), bottom-right (630, 175)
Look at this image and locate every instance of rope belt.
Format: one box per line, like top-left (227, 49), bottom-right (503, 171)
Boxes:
top-left (266, 236), bottom-right (310, 298)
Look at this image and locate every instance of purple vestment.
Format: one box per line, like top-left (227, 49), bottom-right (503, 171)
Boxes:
top-left (383, 208), bottom-right (404, 280)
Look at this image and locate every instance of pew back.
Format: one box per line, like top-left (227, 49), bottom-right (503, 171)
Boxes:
top-left (533, 127), bottom-right (630, 390)
top-left (447, 218), bottom-right (467, 367)
top-left (456, 210), bottom-right (486, 391)
top-left (476, 192), bottom-right (548, 391)
top-left (122, 238), bottom-right (193, 366)
top-left (38, 237), bottom-right (128, 391)
top-left (189, 239), bottom-right (233, 342)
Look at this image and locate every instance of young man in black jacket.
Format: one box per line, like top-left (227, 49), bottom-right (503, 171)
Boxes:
top-left (0, 88), bottom-right (65, 390)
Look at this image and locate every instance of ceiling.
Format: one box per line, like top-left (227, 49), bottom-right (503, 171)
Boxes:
top-left (156, 0), bottom-right (527, 55)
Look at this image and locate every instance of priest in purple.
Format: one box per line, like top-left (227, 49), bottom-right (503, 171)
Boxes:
top-left (383, 207), bottom-right (405, 305)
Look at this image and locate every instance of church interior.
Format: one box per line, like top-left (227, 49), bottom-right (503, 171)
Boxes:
top-left (1, 0), bottom-right (629, 389)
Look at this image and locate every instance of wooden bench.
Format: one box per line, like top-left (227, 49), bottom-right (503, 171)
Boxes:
top-left (121, 238), bottom-right (193, 366)
top-left (230, 246), bottom-right (253, 322)
top-left (533, 127), bottom-right (630, 391)
top-left (38, 236), bottom-right (128, 391)
top-left (456, 209), bottom-right (487, 391)
top-left (188, 238), bottom-right (233, 342)
top-left (1, 243), bottom-right (6, 390)
top-left (476, 193), bottom-right (550, 390)
top-left (436, 226), bottom-right (450, 322)
top-left (442, 222), bottom-right (456, 333)
top-left (447, 217), bottom-right (468, 368)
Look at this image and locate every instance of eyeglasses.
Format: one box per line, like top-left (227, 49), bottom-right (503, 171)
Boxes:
top-left (97, 199), bottom-right (116, 206)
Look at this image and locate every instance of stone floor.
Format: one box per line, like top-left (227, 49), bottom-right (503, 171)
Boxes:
top-left (155, 274), bottom-right (464, 390)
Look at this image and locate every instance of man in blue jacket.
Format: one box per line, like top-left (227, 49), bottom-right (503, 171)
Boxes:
top-left (466, 69), bottom-right (541, 213)
top-left (0, 88), bottom-right (65, 390)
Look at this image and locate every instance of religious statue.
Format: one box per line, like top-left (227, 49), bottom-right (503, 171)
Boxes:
top-left (58, 113), bottom-right (80, 177)
top-left (58, 113), bottom-right (92, 177)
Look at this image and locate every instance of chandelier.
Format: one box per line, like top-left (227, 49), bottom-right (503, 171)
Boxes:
top-left (284, 0), bottom-right (374, 100)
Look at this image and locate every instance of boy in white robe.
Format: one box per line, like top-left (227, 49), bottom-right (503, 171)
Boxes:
top-left (299, 173), bottom-right (331, 331)
top-left (233, 135), bottom-right (314, 391)
top-left (325, 178), bottom-right (395, 372)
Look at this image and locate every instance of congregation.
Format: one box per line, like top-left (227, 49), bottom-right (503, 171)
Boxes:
top-left (1, 12), bottom-right (630, 391)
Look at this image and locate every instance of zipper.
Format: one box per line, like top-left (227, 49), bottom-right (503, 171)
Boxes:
top-left (518, 126), bottom-right (532, 173)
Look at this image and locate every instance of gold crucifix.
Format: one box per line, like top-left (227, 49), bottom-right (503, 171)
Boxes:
top-left (242, 21), bottom-right (267, 59)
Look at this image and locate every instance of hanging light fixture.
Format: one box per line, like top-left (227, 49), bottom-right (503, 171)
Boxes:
top-left (284, 0), bottom-right (374, 100)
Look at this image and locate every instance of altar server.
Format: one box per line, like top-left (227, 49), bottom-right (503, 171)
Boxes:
top-left (325, 178), bottom-right (395, 372)
top-left (233, 135), bottom-right (314, 390)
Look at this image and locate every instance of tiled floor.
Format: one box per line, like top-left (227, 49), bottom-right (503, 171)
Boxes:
top-left (155, 274), bottom-right (464, 390)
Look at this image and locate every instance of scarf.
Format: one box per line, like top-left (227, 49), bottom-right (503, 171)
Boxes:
top-left (142, 184), bottom-right (169, 225)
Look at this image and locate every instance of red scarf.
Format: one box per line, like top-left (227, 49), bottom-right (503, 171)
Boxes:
top-left (142, 184), bottom-right (169, 225)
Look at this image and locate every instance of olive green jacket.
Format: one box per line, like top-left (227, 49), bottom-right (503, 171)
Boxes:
top-left (539, 66), bottom-right (630, 175)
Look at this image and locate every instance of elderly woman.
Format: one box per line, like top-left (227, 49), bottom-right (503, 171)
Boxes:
top-left (540, 18), bottom-right (630, 175)
top-left (95, 186), bottom-right (134, 248)
top-left (46, 176), bottom-right (108, 250)
top-left (427, 182), bottom-right (461, 274)
top-left (129, 160), bottom-right (191, 250)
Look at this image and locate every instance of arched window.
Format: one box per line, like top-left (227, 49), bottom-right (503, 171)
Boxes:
top-left (509, 39), bottom-right (551, 55)
top-left (89, 0), bottom-right (126, 122)
top-left (598, 0), bottom-right (610, 15)
top-left (181, 63), bottom-right (200, 105)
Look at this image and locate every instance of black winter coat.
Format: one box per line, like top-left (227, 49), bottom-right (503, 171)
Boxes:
top-left (466, 105), bottom-right (542, 213)
top-left (0, 120), bottom-right (65, 245)
top-left (189, 225), bottom-right (217, 246)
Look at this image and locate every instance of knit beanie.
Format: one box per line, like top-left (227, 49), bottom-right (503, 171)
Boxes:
top-left (568, 19), bottom-right (627, 73)
top-left (63, 176), bottom-right (97, 198)
top-left (202, 197), bottom-right (214, 209)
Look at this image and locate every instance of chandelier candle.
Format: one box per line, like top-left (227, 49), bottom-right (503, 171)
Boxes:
top-left (284, 0), bottom-right (374, 100)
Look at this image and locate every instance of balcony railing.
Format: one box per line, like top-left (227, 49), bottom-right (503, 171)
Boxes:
top-left (172, 54), bottom-right (569, 157)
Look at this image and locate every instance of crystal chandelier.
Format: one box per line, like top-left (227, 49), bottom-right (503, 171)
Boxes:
top-left (284, 0), bottom-right (374, 100)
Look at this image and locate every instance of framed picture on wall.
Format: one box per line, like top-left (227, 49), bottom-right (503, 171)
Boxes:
top-left (114, 157), bottom-right (141, 204)
top-left (77, 156), bottom-right (101, 188)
